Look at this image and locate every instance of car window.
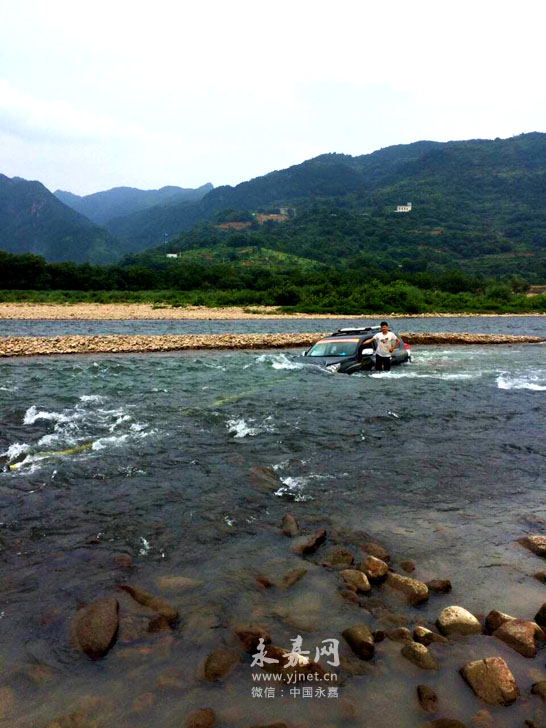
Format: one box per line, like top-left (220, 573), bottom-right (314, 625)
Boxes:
top-left (307, 338), bottom-right (359, 357)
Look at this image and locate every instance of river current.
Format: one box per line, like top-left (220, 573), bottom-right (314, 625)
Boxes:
top-left (1, 317), bottom-right (546, 727)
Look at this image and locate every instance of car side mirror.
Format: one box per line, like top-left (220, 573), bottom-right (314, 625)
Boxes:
top-left (360, 348), bottom-right (374, 356)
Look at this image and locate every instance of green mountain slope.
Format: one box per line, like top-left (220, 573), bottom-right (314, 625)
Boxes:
top-left (55, 183), bottom-right (213, 225)
top-left (0, 175), bottom-right (122, 264)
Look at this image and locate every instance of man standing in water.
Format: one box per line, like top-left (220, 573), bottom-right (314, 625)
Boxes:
top-left (362, 322), bottom-right (400, 372)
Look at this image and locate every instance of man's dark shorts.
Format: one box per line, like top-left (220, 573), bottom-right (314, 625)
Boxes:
top-left (375, 355), bottom-right (391, 371)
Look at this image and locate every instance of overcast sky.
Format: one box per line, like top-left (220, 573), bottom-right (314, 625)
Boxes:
top-left (1, 0), bottom-right (545, 195)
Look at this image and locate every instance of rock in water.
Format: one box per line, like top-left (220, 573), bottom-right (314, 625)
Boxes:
top-left (437, 606), bottom-right (481, 636)
top-left (234, 624), bottom-right (271, 653)
top-left (184, 707), bottom-right (216, 727)
top-left (118, 585), bottom-right (178, 624)
top-left (484, 610), bottom-right (515, 634)
top-left (531, 681), bottom-right (546, 701)
top-left (339, 569), bottom-right (371, 593)
top-left (401, 641), bottom-right (438, 670)
top-left (290, 528), bottom-right (327, 555)
top-left (459, 657), bottom-right (519, 706)
top-left (535, 601), bottom-right (546, 628)
top-left (493, 619), bottom-right (539, 657)
top-left (281, 568), bottom-right (307, 589)
top-left (385, 572), bottom-right (429, 605)
top-left (413, 626), bottom-right (449, 645)
top-left (422, 721), bottom-right (467, 728)
top-left (417, 684), bottom-right (438, 712)
top-left (342, 625), bottom-right (375, 660)
top-left (427, 579), bottom-right (452, 594)
top-left (281, 514), bottom-right (299, 537)
top-left (357, 555), bottom-right (389, 582)
top-left (322, 549), bottom-right (355, 568)
top-left (74, 596), bottom-right (119, 660)
top-left (518, 535), bottom-right (546, 556)
top-left (362, 541), bottom-right (390, 562)
top-left (203, 650), bottom-right (240, 682)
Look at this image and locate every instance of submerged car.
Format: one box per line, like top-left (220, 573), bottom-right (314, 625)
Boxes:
top-left (302, 326), bottom-right (411, 374)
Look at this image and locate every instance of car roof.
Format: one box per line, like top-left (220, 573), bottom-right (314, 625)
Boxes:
top-left (329, 326), bottom-right (381, 337)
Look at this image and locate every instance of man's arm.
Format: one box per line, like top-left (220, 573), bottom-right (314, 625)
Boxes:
top-left (362, 337), bottom-right (373, 346)
top-left (389, 335), bottom-right (401, 352)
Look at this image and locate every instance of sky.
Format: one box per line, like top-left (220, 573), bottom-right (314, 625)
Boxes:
top-left (1, 0), bottom-right (545, 195)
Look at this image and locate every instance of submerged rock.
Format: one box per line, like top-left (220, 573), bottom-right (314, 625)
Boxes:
top-left (422, 721), bottom-right (467, 728)
top-left (362, 541), bottom-right (390, 562)
top-left (413, 626), bottom-right (449, 646)
top-left (427, 579), bottom-right (452, 594)
top-left (459, 656), bottom-right (519, 706)
top-left (339, 569), bottom-right (371, 593)
top-left (118, 585), bottom-right (178, 624)
top-left (281, 568), bottom-right (307, 589)
top-left (533, 570), bottom-right (546, 583)
top-left (357, 555), bottom-right (389, 582)
top-left (385, 572), bottom-right (429, 605)
top-left (531, 681), bottom-right (546, 701)
top-left (155, 575), bottom-right (202, 591)
top-left (535, 601), bottom-right (546, 628)
top-left (417, 684), bottom-right (438, 713)
top-left (387, 627), bottom-right (412, 642)
top-left (281, 514), bottom-right (299, 537)
top-left (400, 560), bottom-right (415, 573)
top-left (74, 596), bottom-right (119, 660)
top-left (184, 708), bottom-right (216, 728)
top-left (322, 549), bottom-right (355, 569)
top-left (45, 713), bottom-right (98, 728)
top-left (291, 528), bottom-right (327, 555)
top-left (342, 625), bottom-right (375, 660)
top-left (401, 641), bottom-right (438, 670)
top-left (235, 624), bottom-right (271, 653)
top-left (518, 535), bottom-right (546, 556)
top-left (493, 618), bottom-right (540, 657)
top-left (437, 606), bottom-right (481, 636)
top-left (203, 650), bottom-right (240, 682)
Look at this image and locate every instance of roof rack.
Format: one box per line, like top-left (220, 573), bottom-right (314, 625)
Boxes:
top-left (331, 326), bottom-right (381, 336)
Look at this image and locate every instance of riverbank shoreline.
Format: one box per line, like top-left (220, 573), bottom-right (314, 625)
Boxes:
top-left (1, 332), bottom-right (544, 358)
top-left (1, 303), bottom-right (546, 320)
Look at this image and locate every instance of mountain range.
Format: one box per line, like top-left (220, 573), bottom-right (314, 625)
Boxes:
top-left (2, 132), bottom-right (546, 277)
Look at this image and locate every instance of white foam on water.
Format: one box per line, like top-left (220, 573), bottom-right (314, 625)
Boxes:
top-left (3, 442), bottom-right (29, 460)
top-left (0, 385), bottom-right (17, 392)
top-left (79, 394), bottom-right (105, 404)
top-left (496, 372), bottom-right (546, 391)
top-left (92, 434), bottom-right (130, 451)
top-left (23, 405), bottom-right (81, 426)
top-left (274, 476), bottom-right (313, 502)
top-left (249, 353), bottom-right (304, 371)
top-left (138, 537), bottom-right (151, 555)
top-left (226, 416), bottom-right (276, 439)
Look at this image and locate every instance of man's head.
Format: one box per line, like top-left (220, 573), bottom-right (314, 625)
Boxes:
top-left (380, 321), bottom-right (389, 333)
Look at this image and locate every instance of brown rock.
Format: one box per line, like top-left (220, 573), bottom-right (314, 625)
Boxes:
top-left (400, 559), bottom-right (415, 573)
top-left (357, 554), bottom-right (389, 581)
top-left (423, 721), bottom-right (467, 728)
top-left (27, 663), bottom-right (55, 684)
top-left (493, 619), bottom-right (538, 657)
top-left (255, 644), bottom-right (328, 683)
top-left (535, 601), bottom-right (546, 628)
top-left (339, 569), bottom-right (371, 592)
top-left (459, 656), bottom-right (519, 706)
top-left (281, 514), bottom-right (299, 537)
top-left (113, 553), bottom-right (133, 569)
top-left (534, 570), bottom-right (546, 583)
top-left (256, 576), bottom-right (274, 589)
top-left (427, 579), bottom-right (452, 594)
top-left (235, 624), bottom-right (271, 653)
top-left (531, 681), bottom-right (546, 701)
top-left (387, 627), bottom-right (412, 642)
top-left (250, 466), bottom-right (282, 493)
top-left (484, 609), bottom-right (514, 634)
top-left (184, 707), bottom-right (216, 728)
top-left (372, 629), bottom-right (386, 643)
top-left (339, 587), bottom-right (361, 605)
top-left (400, 641), bottom-right (438, 669)
top-left (518, 535), bottom-right (546, 555)
top-left (342, 625), bottom-right (375, 660)
top-left (291, 528), bottom-right (327, 555)
top-left (437, 606), bottom-right (481, 636)
top-left (322, 549), bottom-right (354, 569)
top-left (413, 625), bottom-right (449, 646)
top-left (362, 541), bottom-right (390, 562)
top-left (281, 568), bottom-right (307, 588)
top-left (417, 684), bottom-right (438, 713)
top-left (385, 572), bottom-right (429, 605)
top-left (118, 585), bottom-right (178, 624)
top-left (74, 596), bottom-right (119, 660)
top-left (470, 710), bottom-right (494, 728)
top-left (203, 649), bottom-right (240, 681)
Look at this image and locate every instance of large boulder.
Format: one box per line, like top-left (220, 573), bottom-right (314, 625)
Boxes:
top-left (339, 569), bottom-right (371, 593)
top-left (493, 619), bottom-right (540, 658)
top-left (385, 572), bottom-right (429, 605)
top-left (437, 606), bottom-right (481, 636)
top-left (518, 534), bottom-right (546, 556)
top-left (74, 596), bottom-right (119, 660)
top-left (342, 625), bottom-right (375, 660)
top-left (400, 641), bottom-right (438, 670)
top-left (357, 555), bottom-right (389, 582)
top-left (459, 656), bottom-right (519, 706)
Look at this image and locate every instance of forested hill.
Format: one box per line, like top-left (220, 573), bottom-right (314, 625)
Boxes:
top-left (0, 175), bottom-right (122, 264)
top-left (113, 133), bottom-right (546, 261)
top-left (55, 182), bottom-right (213, 226)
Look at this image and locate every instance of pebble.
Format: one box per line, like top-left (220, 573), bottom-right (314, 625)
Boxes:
top-left (385, 572), bottom-right (429, 605)
top-left (493, 618), bottom-right (538, 658)
top-left (342, 625), bottom-right (375, 660)
top-left (362, 541), bottom-right (390, 562)
top-left (281, 514), bottom-right (299, 537)
top-left (436, 606), bottom-right (481, 636)
top-left (400, 560), bottom-right (415, 573)
top-left (357, 555), bottom-right (389, 582)
top-left (290, 528), bottom-right (327, 555)
top-left (234, 624), bottom-right (271, 653)
top-left (427, 579), bottom-right (452, 594)
top-left (73, 596), bottom-right (119, 660)
top-left (414, 626), bottom-right (449, 646)
top-left (400, 641), bottom-right (439, 670)
top-left (118, 585), bottom-right (178, 624)
top-left (531, 681), bottom-right (546, 701)
top-left (322, 549), bottom-right (354, 569)
top-left (459, 656), bottom-right (519, 706)
top-left (417, 684), bottom-right (439, 712)
top-left (339, 569), bottom-right (371, 592)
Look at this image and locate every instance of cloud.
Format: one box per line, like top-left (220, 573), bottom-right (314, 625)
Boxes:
top-left (0, 80), bottom-right (147, 143)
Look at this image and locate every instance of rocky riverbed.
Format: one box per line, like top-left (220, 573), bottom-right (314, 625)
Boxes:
top-left (0, 332), bottom-right (544, 357)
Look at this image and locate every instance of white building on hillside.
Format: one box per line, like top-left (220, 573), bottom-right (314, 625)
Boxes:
top-left (395, 202), bottom-right (412, 213)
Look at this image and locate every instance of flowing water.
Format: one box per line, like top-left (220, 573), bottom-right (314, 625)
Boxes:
top-left (1, 317), bottom-right (546, 727)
